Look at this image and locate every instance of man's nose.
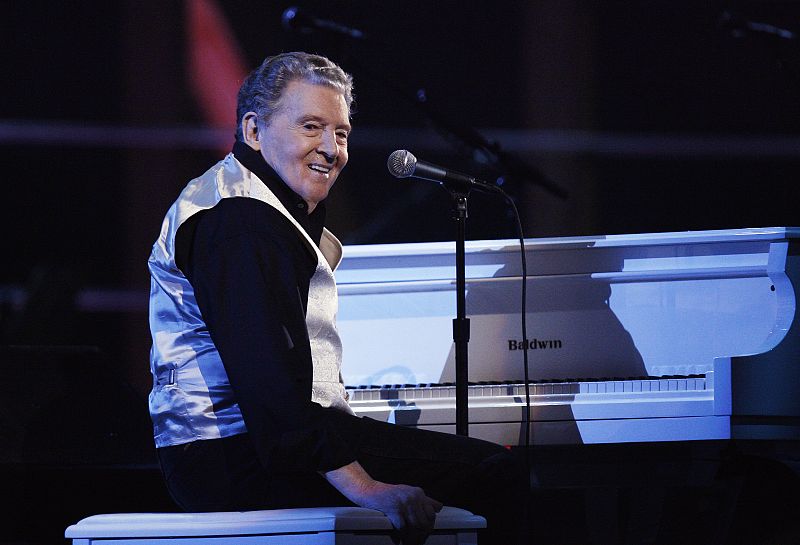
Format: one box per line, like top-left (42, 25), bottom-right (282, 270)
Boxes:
top-left (317, 130), bottom-right (338, 162)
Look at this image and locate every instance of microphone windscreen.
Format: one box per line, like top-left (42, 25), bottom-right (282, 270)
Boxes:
top-left (387, 150), bottom-right (417, 178)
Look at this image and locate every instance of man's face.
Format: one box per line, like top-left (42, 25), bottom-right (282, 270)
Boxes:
top-left (257, 80), bottom-right (350, 213)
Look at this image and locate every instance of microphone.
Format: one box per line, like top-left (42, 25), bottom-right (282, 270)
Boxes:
top-left (387, 150), bottom-right (501, 194)
top-left (282, 6), bottom-right (365, 40)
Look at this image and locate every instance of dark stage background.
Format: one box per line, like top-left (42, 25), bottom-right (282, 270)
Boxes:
top-left (1, 1), bottom-right (799, 544)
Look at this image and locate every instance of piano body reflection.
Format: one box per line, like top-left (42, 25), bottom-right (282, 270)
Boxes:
top-left (335, 227), bottom-right (800, 446)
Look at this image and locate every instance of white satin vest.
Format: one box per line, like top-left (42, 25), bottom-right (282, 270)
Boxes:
top-left (148, 153), bottom-right (352, 448)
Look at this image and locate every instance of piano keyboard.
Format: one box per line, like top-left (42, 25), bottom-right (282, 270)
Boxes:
top-left (347, 375), bottom-right (708, 401)
top-left (346, 375), bottom-right (721, 445)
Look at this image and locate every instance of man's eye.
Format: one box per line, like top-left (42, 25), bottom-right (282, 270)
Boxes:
top-left (336, 131), bottom-right (349, 140)
top-left (303, 123), bottom-right (321, 131)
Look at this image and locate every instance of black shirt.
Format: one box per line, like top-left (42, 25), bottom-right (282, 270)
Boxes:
top-left (173, 143), bottom-right (357, 474)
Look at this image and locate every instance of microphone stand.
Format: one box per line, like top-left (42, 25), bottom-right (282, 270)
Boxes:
top-left (447, 186), bottom-right (471, 437)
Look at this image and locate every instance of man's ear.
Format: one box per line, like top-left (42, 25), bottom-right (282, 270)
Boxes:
top-left (242, 112), bottom-right (260, 150)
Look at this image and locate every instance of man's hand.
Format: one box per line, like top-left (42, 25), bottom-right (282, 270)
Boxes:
top-left (358, 481), bottom-right (443, 544)
top-left (324, 461), bottom-right (443, 545)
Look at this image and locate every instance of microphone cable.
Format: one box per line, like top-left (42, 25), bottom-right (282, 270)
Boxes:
top-left (486, 186), bottom-right (531, 449)
top-left (493, 186), bottom-right (533, 542)
top-left (510, 196), bottom-right (531, 450)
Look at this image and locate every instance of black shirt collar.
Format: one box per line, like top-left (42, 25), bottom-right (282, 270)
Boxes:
top-left (232, 141), bottom-right (327, 245)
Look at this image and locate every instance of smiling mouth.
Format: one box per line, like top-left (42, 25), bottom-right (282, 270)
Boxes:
top-left (308, 164), bottom-right (332, 178)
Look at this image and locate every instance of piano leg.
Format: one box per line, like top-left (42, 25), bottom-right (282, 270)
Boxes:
top-left (625, 487), bottom-right (665, 544)
top-left (583, 487), bottom-right (620, 545)
top-left (583, 487), bottom-right (665, 545)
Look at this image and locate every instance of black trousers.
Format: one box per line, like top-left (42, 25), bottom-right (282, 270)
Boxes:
top-left (158, 415), bottom-right (530, 544)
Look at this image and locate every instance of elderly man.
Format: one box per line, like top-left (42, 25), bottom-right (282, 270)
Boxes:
top-left (147, 52), bottom-right (526, 545)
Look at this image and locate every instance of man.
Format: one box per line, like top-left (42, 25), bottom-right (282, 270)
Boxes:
top-left (148, 52), bottom-right (526, 544)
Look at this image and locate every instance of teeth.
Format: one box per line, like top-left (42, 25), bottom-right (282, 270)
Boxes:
top-left (309, 164), bottom-right (331, 174)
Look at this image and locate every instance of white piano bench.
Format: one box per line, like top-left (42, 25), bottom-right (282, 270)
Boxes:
top-left (65, 506), bottom-right (486, 545)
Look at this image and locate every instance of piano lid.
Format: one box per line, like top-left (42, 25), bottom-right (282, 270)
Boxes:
top-left (335, 228), bottom-right (799, 387)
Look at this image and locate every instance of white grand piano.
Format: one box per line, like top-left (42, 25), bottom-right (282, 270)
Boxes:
top-left (335, 227), bottom-right (800, 447)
